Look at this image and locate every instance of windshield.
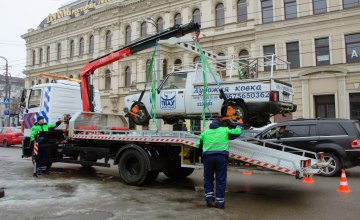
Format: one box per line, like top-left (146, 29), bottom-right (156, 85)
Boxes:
top-left (161, 74), bottom-right (187, 90)
top-left (28, 89), bottom-right (42, 108)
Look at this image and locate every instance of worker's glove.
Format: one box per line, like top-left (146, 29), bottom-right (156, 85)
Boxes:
top-left (236, 123), bottom-right (243, 129)
top-left (56, 120), bottom-right (62, 127)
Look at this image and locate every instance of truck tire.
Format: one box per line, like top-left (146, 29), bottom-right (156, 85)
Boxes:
top-left (221, 102), bottom-right (248, 127)
top-left (163, 167), bottom-right (194, 180)
top-left (144, 171), bottom-right (160, 184)
top-left (320, 153), bottom-right (342, 177)
top-left (118, 149), bottom-right (153, 186)
top-left (0, 189), bottom-right (4, 198)
top-left (128, 102), bottom-right (150, 126)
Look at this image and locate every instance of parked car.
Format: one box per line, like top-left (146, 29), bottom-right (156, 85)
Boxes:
top-left (0, 127), bottom-right (23, 147)
top-left (254, 119), bottom-right (360, 177)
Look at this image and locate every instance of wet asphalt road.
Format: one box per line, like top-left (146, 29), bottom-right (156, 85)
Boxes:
top-left (0, 146), bottom-right (359, 220)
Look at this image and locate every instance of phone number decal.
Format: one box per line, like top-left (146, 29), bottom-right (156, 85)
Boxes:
top-left (227, 92), bottom-right (269, 99)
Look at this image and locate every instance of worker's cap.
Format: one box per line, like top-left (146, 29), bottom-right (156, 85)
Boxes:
top-left (37, 116), bottom-right (45, 121)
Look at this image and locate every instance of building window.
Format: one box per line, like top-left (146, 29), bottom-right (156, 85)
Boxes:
top-left (89, 35), bottom-right (94, 53)
top-left (105, 69), bottom-right (111, 90)
top-left (69, 75), bottom-right (73, 78)
top-left (217, 52), bottom-right (226, 78)
top-left (70, 40), bottom-right (75, 58)
top-left (45, 78), bottom-right (49, 83)
top-left (315, 37), bottom-right (330, 66)
top-left (345, 33), bottom-right (360, 63)
top-left (125, 26), bottom-right (131, 45)
top-left (237, 0), bottom-right (247, 22)
top-left (38, 80), bottom-right (42, 85)
top-left (125, 66), bottom-right (131, 87)
top-left (46, 46), bottom-right (50, 62)
top-left (39, 48), bottom-right (43, 64)
top-left (343, 0), bottom-right (359, 9)
top-left (105, 31), bottom-right (111, 49)
top-left (57, 43), bottom-right (62, 60)
top-left (174, 13), bottom-right (182, 25)
top-left (79, 37), bottom-right (84, 56)
top-left (141, 22), bottom-right (147, 37)
top-left (350, 93), bottom-right (360, 120)
top-left (315, 95), bottom-right (335, 118)
top-left (163, 59), bottom-right (168, 79)
top-left (261, 0), bottom-right (273, 23)
top-left (31, 81), bottom-right (35, 86)
top-left (157, 17), bottom-right (164, 32)
top-left (263, 45), bottom-right (276, 71)
top-left (146, 59), bottom-right (152, 82)
top-left (239, 50), bottom-right (249, 70)
top-left (32, 50), bottom-right (36, 65)
top-left (313, 0), bottom-right (327, 14)
top-left (286, 42), bottom-right (300, 68)
top-left (215, 3), bottom-right (225, 27)
top-left (174, 59), bottom-right (182, 71)
top-left (284, 0), bottom-right (297, 19)
top-left (193, 9), bottom-right (201, 25)
top-left (194, 56), bottom-right (201, 63)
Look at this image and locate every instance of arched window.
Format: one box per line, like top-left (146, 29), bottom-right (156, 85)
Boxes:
top-left (39, 48), bottom-right (43, 64)
top-left (79, 37), bottom-right (84, 55)
top-left (217, 52), bottom-right (226, 78)
top-left (162, 59), bottom-right (168, 79)
top-left (193, 9), bottom-right (201, 25)
top-left (215, 3), bottom-right (225, 27)
top-left (32, 50), bottom-right (36, 65)
top-left (57, 43), bottom-right (62, 60)
top-left (45, 78), bottom-right (49, 83)
top-left (239, 50), bottom-right (249, 59)
top-left (239, 50), bottom-right (250, 77)
top-left (70, 40), bottom-right (75, 58)
top-left (89, 35), bottom-right (94, 53)
top-left (145, 59), bottom-right (152, 82)
top-left (105, 31), bottom-right (111, 49)
top-left (156, 17), bottom-right (164, 32)
top-left (125, 26), bottom-right (131, 45)
top-left (69, 75), bottom-right (74, 78)
top-left (105, 69), bottom-right (111, 90)
top-left (38, 80), bottom-right (42, 85)
top-left (174, 13), bottom-right (182, 25)
top-left (31, 81), bottom-right (35, 86)
top-left (237, 0), bottom-right (247, 22)
top-left (194, 56), bottom-right (201, 63)
top-left (125, 66), bottom-right (131, 87)
top-left (141, 22), bottom-right (147, 37)
top-left (46, 46), bottom-right (50, 62)
top-left (174, 59), bottom-right (182, 71)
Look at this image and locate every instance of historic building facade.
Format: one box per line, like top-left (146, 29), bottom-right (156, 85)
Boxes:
top-left (22, 0), bottom-right (360, 122)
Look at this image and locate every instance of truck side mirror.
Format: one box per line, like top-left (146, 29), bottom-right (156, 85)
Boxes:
top-left (20, 89), bottom-right (27, 103)
top-left (157, 89), bottom-right (161, 94)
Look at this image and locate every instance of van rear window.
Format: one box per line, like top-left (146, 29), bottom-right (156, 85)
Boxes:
top-left (318, 123), bottom-right (347, 136)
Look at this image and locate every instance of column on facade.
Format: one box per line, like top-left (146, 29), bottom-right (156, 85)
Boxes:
top-left (182, 7), bottom-right (190, 24)
top-left (331, 33), bottom-right (344, 64)
top-left (94, 28), bottom-right (101, 55)
top-left (112, 23), bottom-right (121, 49)
top-left (200, 1), bottom-right (211, 29)
top-left (247, 0), bottom-right (257, 22)
top-left (301, 77), bottom-right (310, 118)
top-left (112, 61), bottom-right (120, 92)
top-left (227, 46), bottom-right (235, 78)
top-left (26, 48), bottom-right (32, 67)
top-left (273, 0), bottom-right (283, 22)
top-left (337, 74), bottom-right (347, 118)
top-left (299, 0), bottom-right (312, 17)
top-left (330, 0), bottom-right (342, 11)
top-left (164, 12), bottom-right (172, 29)
top-left (225, 0), bottom-right (236, 24)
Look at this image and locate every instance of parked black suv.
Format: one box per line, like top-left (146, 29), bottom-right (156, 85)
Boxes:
top-left (255, 118), bottom-right (360, 177)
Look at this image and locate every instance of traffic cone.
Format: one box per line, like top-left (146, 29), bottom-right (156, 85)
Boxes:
top-left (337, 169), bottom-right (351, 193)
top-left (303, 176), bottom-right (315, 184)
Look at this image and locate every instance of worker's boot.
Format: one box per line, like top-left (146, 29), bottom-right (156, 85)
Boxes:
top-left (206, 201), bottom-right (215, 207)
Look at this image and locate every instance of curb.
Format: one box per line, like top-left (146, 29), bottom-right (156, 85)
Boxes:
top-left (0, 189), bottom-right (4, 198)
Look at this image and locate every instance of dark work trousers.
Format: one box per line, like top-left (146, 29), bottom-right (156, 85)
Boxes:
top-left (203, 154), bottom-right (227, 208)
top-left (36, 144), bottom-right (49, 172)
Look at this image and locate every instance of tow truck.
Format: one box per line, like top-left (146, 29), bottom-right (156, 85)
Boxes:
top-left (21, 22), bottom-right (327, 186)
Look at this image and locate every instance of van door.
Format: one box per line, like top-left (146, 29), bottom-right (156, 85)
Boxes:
top-left (157, 73), bottom-right (187, 115)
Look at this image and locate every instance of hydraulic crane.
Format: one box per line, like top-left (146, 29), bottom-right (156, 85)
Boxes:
top-left (80, 22), bottom-right (200, 112)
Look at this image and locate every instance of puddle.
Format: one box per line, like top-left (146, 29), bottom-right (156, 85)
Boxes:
top-left (45, 211), bottom-right (114, 220)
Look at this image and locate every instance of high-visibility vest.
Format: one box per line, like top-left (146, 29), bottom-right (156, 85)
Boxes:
top-left (196, 127), bottom-right (241, 152)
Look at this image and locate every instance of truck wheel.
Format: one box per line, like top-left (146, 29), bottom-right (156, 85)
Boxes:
top-left (320, 153), bottom-right (342, 177)
top-left (163, 167), bottom-right (194, 179)
top-left (144, 171), bottom-right (159, 184)
top-left (128, 102), bottom-right (150, 126)
top-left (118, 149), bottom-right (152, 186)
top-left (221, 102), bottom-right (247, 127)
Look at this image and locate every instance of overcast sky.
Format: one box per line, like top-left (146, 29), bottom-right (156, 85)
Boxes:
top-left (0, 0), bottom-right (69, 78)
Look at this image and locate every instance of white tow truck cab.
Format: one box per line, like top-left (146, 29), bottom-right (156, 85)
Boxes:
top-left (20, 80), bottom-right (101, 155)
top-left (124, 55), bottom-right (297, 128)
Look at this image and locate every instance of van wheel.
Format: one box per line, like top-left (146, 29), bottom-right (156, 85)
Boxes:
top-left (118, 149), bottom-right (152, 186)
top-left (320, 153), bottom-right (342, 177)
top-left (3, 140), bottom-right (8, 148)
top-left (128, 102), bottom-right (150, 126)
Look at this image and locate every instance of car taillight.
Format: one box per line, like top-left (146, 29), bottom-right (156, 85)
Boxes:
top-left (269, 91), bottom-right (279, 102)
top-left (351, 138), bottom-right (360, 148)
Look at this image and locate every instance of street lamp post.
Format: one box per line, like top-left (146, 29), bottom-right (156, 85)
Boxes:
top-left (0, 56), bottom-right (10, 126)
